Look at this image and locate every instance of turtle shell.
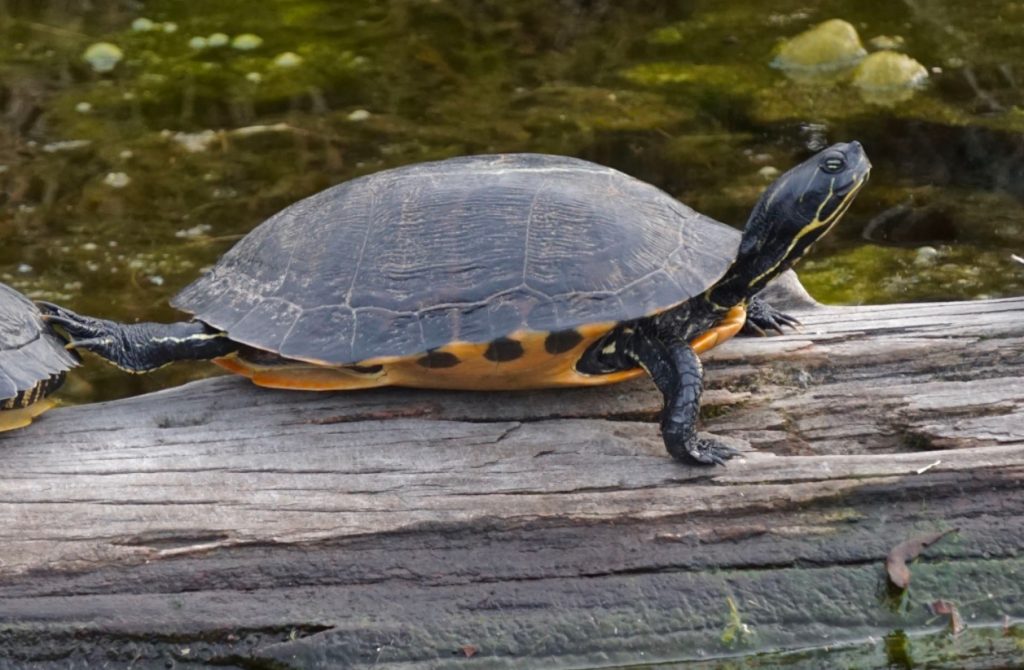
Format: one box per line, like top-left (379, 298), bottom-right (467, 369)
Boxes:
top-left (0, 282), bottom-right (79, 411)
top-left (172, 154), bottom-right (741, 366)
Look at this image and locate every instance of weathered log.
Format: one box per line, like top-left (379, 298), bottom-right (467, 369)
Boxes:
top-left (1, 286), bottom-right (1022, 668)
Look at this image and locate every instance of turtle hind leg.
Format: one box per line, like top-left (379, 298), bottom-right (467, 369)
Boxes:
top-left (614, 326), bottom-right (739, 466)
top-left (38, 302), bottom-right (237, 373)
top-left (741, 297), bottom-right (801, 336)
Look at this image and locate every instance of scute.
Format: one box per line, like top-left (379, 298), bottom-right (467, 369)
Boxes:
top-left (172, 154), bottom-right (741, 365)
top-left (0, 283), bottom-right (80, 400)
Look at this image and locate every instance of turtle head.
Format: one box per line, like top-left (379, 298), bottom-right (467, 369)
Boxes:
top-left (714, 142), bottom-right (870, 304)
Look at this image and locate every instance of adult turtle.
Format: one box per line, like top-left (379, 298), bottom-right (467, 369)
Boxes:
top-left (42, 142), bottom-right (870, 465)
top-left (1, 282), bottom-right (79, 431)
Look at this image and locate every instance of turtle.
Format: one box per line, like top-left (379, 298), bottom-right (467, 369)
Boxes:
top-left (0, 282), bottom-right (80, 432)
top-left (41, 142), bottom-right (870, 465)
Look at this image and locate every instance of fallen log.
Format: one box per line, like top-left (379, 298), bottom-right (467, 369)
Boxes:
top-left (1, 282), bottom-right (1022, 668)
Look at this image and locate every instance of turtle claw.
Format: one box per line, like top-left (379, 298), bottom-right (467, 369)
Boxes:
top-left (51, 323), bottom-right (118, 358)
top-left (688, 437), bottom-right (740, 466)
top-left (38, 305), bottom-right (127, 363)
top-left (665, 429), bottom-right (739, 467)
top-left (743, 298), bottom-right (801, 336)
top-left (40, 306), bottom-right (117, 343)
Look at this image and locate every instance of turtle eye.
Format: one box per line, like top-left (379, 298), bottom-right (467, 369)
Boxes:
top-left (822, 154), bottom-right (845, 173)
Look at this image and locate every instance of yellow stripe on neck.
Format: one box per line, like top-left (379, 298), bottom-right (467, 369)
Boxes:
top-left (747, 173), bottom-right (865, 289)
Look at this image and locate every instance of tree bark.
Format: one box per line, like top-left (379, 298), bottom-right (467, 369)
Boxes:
top-left (1, 285), bottom-right (1022, 668)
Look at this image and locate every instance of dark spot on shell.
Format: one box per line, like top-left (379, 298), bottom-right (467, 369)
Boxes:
top-left (484, 338), bottom-right (524, 362)
top-left (417, 351), bottom-right (460, 369)
top-left (544, 329), bottom-right (584, 354)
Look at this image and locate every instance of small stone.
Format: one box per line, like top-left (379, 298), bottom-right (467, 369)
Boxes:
top-left (231, 34), bottom-right (263, 50)
top-left (81, 242), bottom-right (99, 252)
top-left (149, 275), bottom-right (165, 286)
top-left (245, 72), bottom-right (263, 84)
top-left (131, 17), bottom-right (156, 32)
top-left (75, 102), bottom-right (93, 113)
top-left (207, 33), bottom-right (230, 48)
top-left (162, 22), bottom-right (178, 33)
top-left (853, 50), bottom-right (928, 104)
top-left (119, 149), bottom-right (134, 160)
top-left (272, 51), bottom-right (303, 68)
top-left (868, 35), bottom-right (905, 51)
top-left (757, 166), bottom-right (780, 180)
top-left (188, 36), bottom-right (208, 50)
top-left (169, 130), bottom-right (219, 153)
top-left (42, 139), bottom-right (92, 153)
top-left (82, 42), bottom-right (124, 73)
top-left (16, 263), bottom-right (33, 274)
top-left (175, 224), bottom-right (213, 239)
top-left (347, 109), bottom-right (371, 121)
top-left (854, 51), bottom-right (929, 90)
top-left (772, 19), bottom-right (866, 73)
top-left (914, 246), bottom-right (939, 266)
top-left (103, 172), bottom-right (131, 188)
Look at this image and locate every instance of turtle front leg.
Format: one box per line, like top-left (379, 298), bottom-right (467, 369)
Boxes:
top-left (37, 302), bottom-right (237, 373)
top-left (614, 326), bottom-right (739, 466)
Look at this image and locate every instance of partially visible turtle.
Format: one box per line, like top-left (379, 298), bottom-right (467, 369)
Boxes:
top-left (43, 142), bottom-right (870, 465)
top-left (1, 283), bottom-right (79, 431)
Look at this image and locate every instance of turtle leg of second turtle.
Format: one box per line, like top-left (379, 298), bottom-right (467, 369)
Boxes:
top-left (37, 302), bottom-right (237, 373)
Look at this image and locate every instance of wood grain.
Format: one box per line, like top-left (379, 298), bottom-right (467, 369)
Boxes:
top-left (0, 290), bottom-right (1021, 668)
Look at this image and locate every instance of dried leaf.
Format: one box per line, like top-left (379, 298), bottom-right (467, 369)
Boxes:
top-left (459, 644), bottom-right (478, 658)
top-left (886, 528), bottom-right (958, 589)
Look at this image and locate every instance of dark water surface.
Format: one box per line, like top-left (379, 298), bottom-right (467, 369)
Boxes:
top-left (3, 0), bottom-right (1023, 402)
top-left (1, 1), bottom-right (1022, 666)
